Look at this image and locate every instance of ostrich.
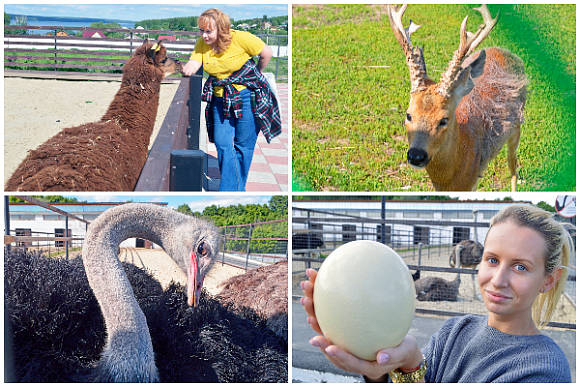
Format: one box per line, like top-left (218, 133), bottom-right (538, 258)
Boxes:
top-left (4, 203), bottom-right (287, 382)
top-left (449, 227), bottom-right (484, 300)
top-left (414, 244), bottom-right (463, 302)
top-left (415, 273), bottom-right (461, 302)
top-left (218, 260), bottom-right (288, 341)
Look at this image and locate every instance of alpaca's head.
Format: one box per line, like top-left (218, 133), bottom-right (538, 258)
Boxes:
top-left (124, 39), bottom-right (182, 83)
top-left (144, 39), bottom-right (182, 77)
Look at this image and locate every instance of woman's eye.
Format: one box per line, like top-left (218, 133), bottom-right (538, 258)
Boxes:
top-left (439, 118), bottom-right (449, 126)
top-left (487, 257), bottom-right (498, 265)
top-left (406, 113), bottom-right (412, 122)
top-left (515, 264), bottom-right (528, 272)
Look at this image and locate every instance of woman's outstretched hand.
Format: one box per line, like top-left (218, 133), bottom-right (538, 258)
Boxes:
top-left (301, 268), bottom-right (424, 382)
top-left (181, 59), bottom-right (202, 77)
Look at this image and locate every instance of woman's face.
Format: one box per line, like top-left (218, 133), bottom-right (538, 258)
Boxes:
top-left (478, 220), bottom-right (560, 322)
top-left (200, 20), bottom-right (218, 47)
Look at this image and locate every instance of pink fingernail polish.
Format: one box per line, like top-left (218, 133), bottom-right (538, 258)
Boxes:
top-left (301, 281), bottom-right (306, 290)
top-left (310, 339), bottom-right (320, 348)
top-left (378, 353), bottom-right (390, 364)
top-left (326, 348), bottom-right (336, 357)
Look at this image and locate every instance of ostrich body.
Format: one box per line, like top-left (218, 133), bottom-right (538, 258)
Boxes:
top-left (415, 273), bottom-right (461, 302)
top-left (449, 240), bottom-right (484, 269)
top-left (82, 203), bottom-right (220, 382)
top-left (218, 260), bottom-right (288, 341)
top-left (449, 226), bottom-right (483, 300)
top-left (5, 250), bottom-right (288, 382)
top-left (415, 244), bottom-right (463, 302)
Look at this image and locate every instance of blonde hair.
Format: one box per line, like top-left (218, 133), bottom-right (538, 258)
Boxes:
top-left (488, 204), bottom-right (575, 329)
top-left (198, 8), bottom-right (232, 54)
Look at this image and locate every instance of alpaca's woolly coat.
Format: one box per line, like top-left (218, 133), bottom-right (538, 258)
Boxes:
top-left (5, 40), bottom-right (179, 192)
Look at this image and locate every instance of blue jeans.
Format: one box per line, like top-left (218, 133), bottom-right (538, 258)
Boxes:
top-left (212, 88), bottom-right (259, 191)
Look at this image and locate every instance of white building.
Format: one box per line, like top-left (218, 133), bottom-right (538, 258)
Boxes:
top-left (6, 201), bottom-right (168, 249)
top-left (292, 198), bottom-right (534, 248)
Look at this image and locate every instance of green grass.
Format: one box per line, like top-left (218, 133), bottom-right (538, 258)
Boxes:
top-left (292, 4), bottom-right (575, 192)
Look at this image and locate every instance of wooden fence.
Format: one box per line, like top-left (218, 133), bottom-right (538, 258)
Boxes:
top-left (4, 25), bottom-right (288, 81)
top-left (4, 25), bottom-right (199, 80)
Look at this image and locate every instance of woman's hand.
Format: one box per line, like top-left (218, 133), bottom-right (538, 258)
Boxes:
top-left (182, 59), bottom-right (202, 77)
top-left (301, 268), bottom-right (424, 382)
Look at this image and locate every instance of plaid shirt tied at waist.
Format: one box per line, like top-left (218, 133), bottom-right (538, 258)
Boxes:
top-left (201, 59), bottom-right (282, 144)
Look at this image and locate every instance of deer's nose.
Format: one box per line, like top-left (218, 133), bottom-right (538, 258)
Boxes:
top-left (407, 148), bottom-right (429, 168)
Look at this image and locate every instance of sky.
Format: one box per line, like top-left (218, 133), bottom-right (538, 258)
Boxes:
top-left (3, 3), bottom-right (289, 23)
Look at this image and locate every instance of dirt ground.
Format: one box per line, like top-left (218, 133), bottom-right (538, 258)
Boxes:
top-left (292, 246), bottom-right (576, 325)
top-left (3, 78), bottom-right (179, 184)
top-left (119, 248), bottom-right (245, 295)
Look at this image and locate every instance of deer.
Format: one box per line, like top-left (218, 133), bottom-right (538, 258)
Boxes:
top-left (387, 5), bottom-right (527, 191)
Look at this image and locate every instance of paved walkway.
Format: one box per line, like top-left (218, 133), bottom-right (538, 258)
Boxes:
top-left (206, 82), bottom-right (289, 192)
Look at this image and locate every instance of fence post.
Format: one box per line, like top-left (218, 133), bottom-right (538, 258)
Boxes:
top-left (169, 66), bottom-right (206, 191)
top-left (4, 196), bottom-right (11, 253)
top-left (65, 216), bottom-right (69, 260)
top-left (275, 35), bottom-right (281, 80)
top-left (418, 242), bottom-right (423, 266)
top-left (54, 30), bottom-right (57, 74)
top-left (222, 226), bottom-right (227, 266)
top-left (245, 223), bottom-right (253, 271)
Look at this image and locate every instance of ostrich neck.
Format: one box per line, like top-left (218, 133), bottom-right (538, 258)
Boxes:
top-left (82, 203), bottom-right (187, 382)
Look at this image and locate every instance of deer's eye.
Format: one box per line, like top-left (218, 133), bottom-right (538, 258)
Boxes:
top-left (406, 113), bottom-right (412, 122)
top-left (197, 241), bottom-right (210, 256)
top-left (439, 118), bottom-right (449, 126)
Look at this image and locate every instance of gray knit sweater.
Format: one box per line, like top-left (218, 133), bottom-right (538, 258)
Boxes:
top-left (422, 314), bottom-right (571, 383)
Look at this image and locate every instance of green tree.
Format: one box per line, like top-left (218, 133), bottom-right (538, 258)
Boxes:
top-left (9, 195), bottom-right (83, 203)
top-left (536, 201), bottom-right (555, 213)
top-left (176, 204), bottom-right (193, 216)
top-left (4, 12), bottom-right (11, 35)
top-left (268, 195), bottom-right (288, 217)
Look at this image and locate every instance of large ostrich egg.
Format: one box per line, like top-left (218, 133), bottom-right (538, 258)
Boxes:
top-left (313, 240), bottom-right (415, 361)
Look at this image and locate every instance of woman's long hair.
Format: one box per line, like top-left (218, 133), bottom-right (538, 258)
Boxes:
top-left (488, 204), bottom-right (575, 329)
top-left (198, 8), bottom-right (232, 54)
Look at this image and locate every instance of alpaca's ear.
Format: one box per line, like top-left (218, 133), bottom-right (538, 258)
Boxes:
top-left (148, 40), bottom-right (164, 62)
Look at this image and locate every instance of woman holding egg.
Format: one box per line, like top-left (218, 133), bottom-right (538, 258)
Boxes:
top-left (301, 204), bottom-right (573, 382)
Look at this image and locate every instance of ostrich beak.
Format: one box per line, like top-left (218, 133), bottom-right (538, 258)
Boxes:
top-left (187, 250), bottom-right (203, 307)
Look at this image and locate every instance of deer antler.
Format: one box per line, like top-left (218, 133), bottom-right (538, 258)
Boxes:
top-left (388, 4), bottom-right (428, 94)
top-left (436, 4), bottom-right (500, 98)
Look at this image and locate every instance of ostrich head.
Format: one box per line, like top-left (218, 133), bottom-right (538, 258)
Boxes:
top-left (168, 218), bottom-right (221, 307)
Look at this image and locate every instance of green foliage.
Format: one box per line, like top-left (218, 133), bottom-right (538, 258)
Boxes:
top-left (536, 201), bottom-right (556, 213)
top-left (136, 16), bottom-right (199, 31)
top-left (9, 195), bottom-right (85, 203)
top-left (4, 12), bottom-right (10, 35)
top-left (88, 21), bottom-right (125, 38)
top-left (191, 196), bottom-right (288, 255)
top-left (176, 204), bottom-right (193, 215)
top-left (292, 4), bottom-right (576, 192)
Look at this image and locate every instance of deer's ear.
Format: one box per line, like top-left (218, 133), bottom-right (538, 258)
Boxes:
top-left (453, 50), bottom-right (486, 100)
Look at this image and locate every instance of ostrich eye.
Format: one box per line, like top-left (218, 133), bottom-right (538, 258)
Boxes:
top-left (197, 241), bottom-right (209, 256)
top-left (406, 113), bottom-right (412, 122)
top-left (439, 118), bottom-right (449, 126)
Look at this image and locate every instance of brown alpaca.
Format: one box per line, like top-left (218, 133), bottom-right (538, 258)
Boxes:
top-left (218, 260), bottom-right (288, 341)
top-left (5, 39), bottom-right (181, 192)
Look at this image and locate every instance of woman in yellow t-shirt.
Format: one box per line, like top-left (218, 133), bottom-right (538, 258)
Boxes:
top-left (182, 9), bottom-right (280, 191)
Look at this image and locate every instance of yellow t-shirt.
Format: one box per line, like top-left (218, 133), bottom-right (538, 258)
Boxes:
top-left (190, 30), bottom-right (266, 97)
